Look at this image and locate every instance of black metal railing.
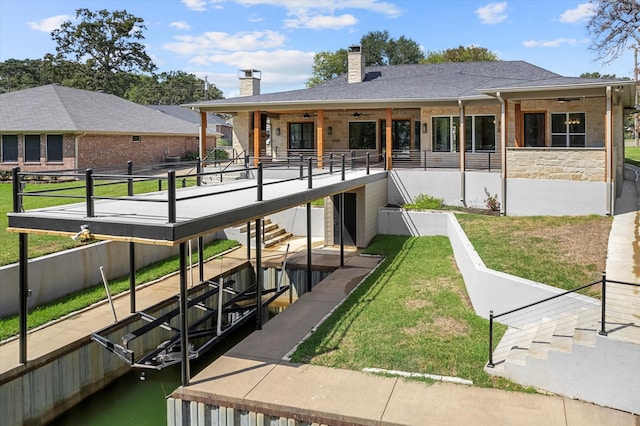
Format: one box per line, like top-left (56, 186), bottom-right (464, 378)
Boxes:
top-left (487, 273), bottom-right (640, 368)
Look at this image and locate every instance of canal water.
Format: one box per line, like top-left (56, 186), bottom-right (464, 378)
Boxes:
top-left (51, 322), bottom-right (255, 425)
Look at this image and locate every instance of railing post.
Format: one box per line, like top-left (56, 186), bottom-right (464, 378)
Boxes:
top-left (299, 154), bottom-right (304, 180)
top-left (85, 168), bottom-right (94, 218)
top-left (366, 152), bottom-right (370, 175)
top-left (168, 170), bottom-right (176, 223)
top-left (487, 310), bottom-right (495, 368)
top-left (308, 157), bottom-right (313, 189)
top-left (341, 154), bottom-right (345, 181)
top-left (127, 161), bottom-right (134, 196)
top-left (351, 150), bottom-right (355, 169)
top-left (599, 272), bottom-right (608, 336)
top-left (329, 153), bottom-right (334, 174)
top-left (257, 162), bottom-right (263, 201)
top-left (158, 179), bottom-right (162, 191)
top-left (488, 152), bottom-right (492, 172)
top-left (196, 157), bottom-right (202, 187)
top-left (12, 167), bottom-right (22, 213)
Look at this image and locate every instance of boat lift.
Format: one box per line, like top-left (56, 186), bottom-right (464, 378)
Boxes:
top-left (91, 278), bottom-right (290, 369)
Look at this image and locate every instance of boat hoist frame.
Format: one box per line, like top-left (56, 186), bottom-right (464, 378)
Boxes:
top-left (91, 278), bottom-right (290, 370)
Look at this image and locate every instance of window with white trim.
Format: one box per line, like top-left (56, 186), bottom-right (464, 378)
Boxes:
top-left (551, 113), bottom-right (586, 147)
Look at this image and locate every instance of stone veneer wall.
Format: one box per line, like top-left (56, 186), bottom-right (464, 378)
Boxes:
top-left (506, 148), bottom-right (606, 181)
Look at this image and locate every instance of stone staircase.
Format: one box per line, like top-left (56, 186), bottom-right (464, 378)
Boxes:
top-left (237, 218), bottom-right (292, 248)
top-left (486, 285), bottom-right (640, 414)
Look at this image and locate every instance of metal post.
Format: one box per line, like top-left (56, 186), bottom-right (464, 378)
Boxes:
top-left (366, 152), bottom-right (370, 175)
top-left (341, 154), bottom-right (345, 181)
top-left (19, 232), bottom-right (28, 364)
top-left (168, 171), bottom-right (177, 223)
top-left (127, 161), bottom-right (134, 196)
top-left (257, 162), bottom-right (263, 201)
top-left (158, 179), bottom-right (162, 191)
top-left (307, 202), bottom-right (312, 293)
top-left (198, 236), bottom-right (204, 283)
top-left (340, 192), bottom-right (344, 266)
top-left (255, 218), bottom-right (263, 330)
top-left (599, 272), bottom-right (608, 336)
top-left (246, 221), bottom-right (251, 260)
top-left (12, 167), bottom-right (21, 213)
top-left (178, 242), bottom-right (190, 386)
top-left (488, 152), bottom-right (492, 172)
top-left (329, 153), bottom-right (334, 174)
top-left (299, 154), bottom-right (304, 180)
top-left (129, 242), bottom-right (136, 313)
top-left (487, 310), bottom-right (495, 368)
top-left (307, 157), bottom-right (313, 189)
top-left (196, 157), bottom-right (202, 187)
top-left (85, 168), bottom-right (94, 218)
top-left (351, 151), bottom-right (355, 169)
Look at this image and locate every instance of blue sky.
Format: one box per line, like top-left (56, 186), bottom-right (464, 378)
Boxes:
top-left (0, 0), bottom-right (636, 98)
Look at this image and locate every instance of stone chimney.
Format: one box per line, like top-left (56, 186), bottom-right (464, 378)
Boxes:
top-left (239, 69), bottom-right (261, 96)
top-left (348, 45), bottom-right (365, 84)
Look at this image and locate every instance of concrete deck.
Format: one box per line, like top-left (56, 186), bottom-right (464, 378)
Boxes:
top-left (172, 248), bottom-right (638, 425)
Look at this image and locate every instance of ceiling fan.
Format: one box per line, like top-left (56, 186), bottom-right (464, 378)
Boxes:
top-left (353, 111), bottom-right (371, 117)
top-left (303, 112), bottom-right (317, 118)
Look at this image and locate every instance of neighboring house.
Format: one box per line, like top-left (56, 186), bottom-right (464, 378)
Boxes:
top-left (148, 105), bottom-right (231, 142)
top-left (0, 84), bottom-right (214, 172)
top-left (184, 46), bottom-right (636, 216)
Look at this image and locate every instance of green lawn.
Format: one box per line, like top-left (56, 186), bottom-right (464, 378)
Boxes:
top-left (291, 235), bottom-right (524, 391)
top-left (627, 146), bottom-right (640, 167)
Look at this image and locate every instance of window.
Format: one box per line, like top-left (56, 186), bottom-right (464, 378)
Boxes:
top-left (348, 121), bottom-right (376, 149)
top-left (132, 135), bottom-right (141, 142)
top-left (432, 116), bottom-right (454, 152)
top-left (551, 113), bottom-right (586, 147)
top-left (24, 135), bottom-right (40, 162)
top-left (47, 134), bottom-right (63, 162)
top-left (524, 113), bottom-right (545, 147)
top-left (380, 119), bottom-right (411, 151)
top-left (472, 116), bottom-right (496, 151)
top-left (2, 134), bottom-right (18, 162)
top-left (288, 123), bottom-right (314, 149)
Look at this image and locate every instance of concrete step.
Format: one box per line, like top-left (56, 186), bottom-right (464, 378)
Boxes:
top-left (239, 219), bottom-right (273, 234)
top-left (548, 312), bottom-right (578, 353)
top-left (263, 232), bottom-right (293, 248)
top-left (527, 318), bottom-right (557, 359)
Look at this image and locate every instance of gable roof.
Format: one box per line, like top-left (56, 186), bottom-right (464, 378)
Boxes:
top-left (184, 61), bottom-right (633, 112)
top-left (0, 84), bottom-right (201, 134)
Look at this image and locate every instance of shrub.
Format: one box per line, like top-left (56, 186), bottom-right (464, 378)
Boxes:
top-left (403, 193), bottom-right (444, 210)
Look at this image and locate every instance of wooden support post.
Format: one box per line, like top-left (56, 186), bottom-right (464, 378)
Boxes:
top-left (385, 108), bottom-right (393, 170)
top-left (253, 111), bottom-right (261, 168)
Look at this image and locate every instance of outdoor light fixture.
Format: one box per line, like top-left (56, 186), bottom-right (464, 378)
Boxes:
top-left (276, 128), bottom-right (280, 136)
top-left (422, 123), bottom-right (428, 133)
top-left (328, 126), bottom-right (332, 135)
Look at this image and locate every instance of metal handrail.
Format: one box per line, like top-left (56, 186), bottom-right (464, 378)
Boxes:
top-left (487, 273), bottom-right (640, 368)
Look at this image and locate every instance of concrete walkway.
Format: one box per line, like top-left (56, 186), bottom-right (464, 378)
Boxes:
top-left (172, 248), bottom-right (638, 425)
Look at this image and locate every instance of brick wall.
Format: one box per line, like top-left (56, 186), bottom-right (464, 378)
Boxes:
top-left (77, 134), bottom-right (199, 169)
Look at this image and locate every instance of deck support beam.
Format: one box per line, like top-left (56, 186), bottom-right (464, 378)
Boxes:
top-left (179, 242), bottom-right (191, 387)
top-left (255, 218), bottom-right (263, 330)
top-left (19, 232), bottom-right (28, 364)
top-left (129, 242), bottom-right (136, 313)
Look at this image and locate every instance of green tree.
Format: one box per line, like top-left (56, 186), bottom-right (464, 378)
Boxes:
top-left (126, 71), bottom-right (223, 104)
top-left (306, 31), bottom-right (425, 87)
top-left (422, 46), bottom-right (499, 64)
top-left (587, 0), bottom-right (640, 64)
top-left (0, 59), bottom-right (46, 93)
top-left (51, 8), bottom-right (156, 96)
top-left (580, 72), bottom-right (620, 79)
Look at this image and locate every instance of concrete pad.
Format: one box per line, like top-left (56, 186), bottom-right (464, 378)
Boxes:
top-left (382, 380), bottom-right (568, 426)
top-left (563, 397), bottom-right (638, 426)
top-left (245, 363), bottom-right (395, 423)
top-left (185, 355), bottom-right (277, 401)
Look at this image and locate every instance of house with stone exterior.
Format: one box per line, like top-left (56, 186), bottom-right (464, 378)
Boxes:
top-left (184, 46), bottom-right (636, 216)
top-left (0, 84), bottom-right (215, 173)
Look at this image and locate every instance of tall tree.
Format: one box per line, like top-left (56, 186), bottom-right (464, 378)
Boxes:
top-left (422, 46), bottom-right (499, 64)
top-left (51, 8), bottom-right (156, 96)
top-left (306, 31), bottom-right (425, 87)
top-left (587, 0), bottom-right (640, 64)
top-left (126, 71), bottom-right (224, 104)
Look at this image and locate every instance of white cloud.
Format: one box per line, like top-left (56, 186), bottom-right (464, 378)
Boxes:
top-left (475, 2), bottom-right (507, 25)
top-left (169, 21), bottom-right (191, 30)
top-left (522, 38), bottom-right (579, 48)
top-left (284, 13), bottom-right (357, 30)
top-left (27, 15), bottom-right (70, 32)
top-left (182, 0), bottom-right (208, 11)
top-left (559, 3), bottom-right (595, 23)
top-left (233, 0), bottom-right (403, 17)
top-left (163, 30), bottom-right (286, 55)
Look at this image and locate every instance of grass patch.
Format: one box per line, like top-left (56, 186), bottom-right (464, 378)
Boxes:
top-left (0, 239), bottom-right (238, 341)
top-left (456, 214), bottom-right (610, 292)
top-left (626, 146), bottom-right (640, 167)
top-left (291, 235), bottom-right (524, 391)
